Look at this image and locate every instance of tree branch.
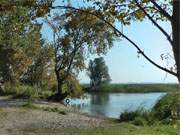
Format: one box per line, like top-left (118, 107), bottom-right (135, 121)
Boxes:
top-left (149, 0), bottom-right (172, 21)
top-left (51, 5), bottom-right (177, 77)
top-left (134, 0), bottom-right (173, 46)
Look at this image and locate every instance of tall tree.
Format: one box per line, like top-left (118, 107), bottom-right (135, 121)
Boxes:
top-left (88, 57), bottom-right (111, 89)
top-left (0, 2), bottom-right (44, 84)
top-left (51, 0), bottom-right (180, 83)
top-left (46, 10), bottom-right (116, 100)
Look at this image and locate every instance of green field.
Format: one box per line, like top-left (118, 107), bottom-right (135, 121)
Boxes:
top-left (84, 83), bottom-right (180, 93)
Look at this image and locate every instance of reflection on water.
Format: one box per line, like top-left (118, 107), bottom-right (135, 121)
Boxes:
top-left (69, 93), bottom-right (166, 118)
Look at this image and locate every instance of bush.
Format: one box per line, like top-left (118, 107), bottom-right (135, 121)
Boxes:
top-left (13, 85), bottom-right (39, 99)
top-left (119, 93), bottom-right (180, 126)
top-left (119, 110), bottom-right (141, 122)
top-left (140, 111), bottom-right (156, 125)
top-left (38, 90), bottom-right (53, 99)
top-left (2, 83), bottom-right (54, 99)
top-left (133, 117), bottom-right (146, 126)
top-left (153, 93), bottom-right (180, 121)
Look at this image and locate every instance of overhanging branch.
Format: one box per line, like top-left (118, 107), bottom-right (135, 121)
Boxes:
top-left (149, 0), bottom-right (172, 21)
top-left (134, 0), bottom-right (173, 46)
top-left (51, 5), bottom-right (177, 77)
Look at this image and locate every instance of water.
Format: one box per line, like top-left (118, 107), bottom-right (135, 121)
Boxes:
top-left (69, 92), bottom-right (166, 118)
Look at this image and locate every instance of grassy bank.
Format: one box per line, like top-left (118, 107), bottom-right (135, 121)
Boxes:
top-left (84, 83), bottom-right (180, 93)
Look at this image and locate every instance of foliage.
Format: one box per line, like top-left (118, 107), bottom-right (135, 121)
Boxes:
top-left (0, 0), bottom-right (53, 19)
top-left (21, 45), bottom-right (55, 88)
top-left (61, 75), bottom-right (84, 98)
top-left (2, 83), bottom-right (54, 99)
top-left (88, 0), bottom-right (172, 25)
top-left (120, 110), bottom-right (141, 122)
top-left (153, 92), bottom-right (180, 121)
top-left (119, 93), bottom-right (180, 126)
top-left (3, 83), bottom-right (38, 99)
top-left (68, 76), bottom-right (84, 97)
top-left (133, 116), bottom-right (147, 126)
top-left (120, 109), bottom-right (157, 126)
top-left (88, 57), bottom-right (111, 89)
top-left (45, 9), bottom-right (116, 99)
top-left (0, 4), bottom-right (45, 84)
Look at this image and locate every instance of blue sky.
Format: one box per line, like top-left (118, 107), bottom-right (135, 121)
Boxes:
top-left (41, 0), bottom-right (178, 84)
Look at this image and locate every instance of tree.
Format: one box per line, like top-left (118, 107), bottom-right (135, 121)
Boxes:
top-left (85, 0), bottom-right (180, 82)
top-left (88, 57), bottom-right (111, 89)
top-left (2, 0), bottom-right (179, 83)
top-left (21, 45), bottom-right (55, 87)
top-left (0, 0), bottom-right (53, 19)
top-left (45, 10), bottom-right (116, 100)
top-left (0, 3), bottom-right (45, 85)
top-left (51, 1), bottom-right (180, 83)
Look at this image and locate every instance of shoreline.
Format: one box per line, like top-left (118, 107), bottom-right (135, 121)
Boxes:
top-left (0, 96), bottom-right (179, 135)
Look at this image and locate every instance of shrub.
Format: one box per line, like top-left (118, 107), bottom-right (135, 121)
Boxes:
top-left (140, 111), bottom-right (156, 125)
top-left (119, 93), bottom-right (180, 126)
top-left (119, 110), bottom-right (141, 122)
top-left (2, 83), bottom-right (54, 99)
top-left (38, 90), bottom-right (53, 99)
top-left (153, 92), bottom-right (180, 121)
top-left (13, 85), bottom-right (39, 99)
top-left (133, 116), bottom-right (146, 126)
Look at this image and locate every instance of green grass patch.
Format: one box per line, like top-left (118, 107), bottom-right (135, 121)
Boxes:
top-left (17, 123), bottom-right (180, 135)
top-left (1, 83), bottom-right (54, 100)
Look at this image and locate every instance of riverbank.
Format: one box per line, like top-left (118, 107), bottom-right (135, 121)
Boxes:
top-left (0, 96), bottom-right (179, 135)
top-left (0, 97), bottom-right (108, 135)
top-left (84, 83), bottom-right (179, 93)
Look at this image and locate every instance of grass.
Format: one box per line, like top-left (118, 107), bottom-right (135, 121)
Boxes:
top-left (21, 101), bottom-right (67, 115)
top-left (21, 100), bottom-right (38, 109)
top-left (42, 106), bottom-right (67, 115)
top-left (84, 83), bottom-right (180, 93)
top-left (1, 83), bottom-right (54, 100)
top-left (9, 123), bottom-right (180, 135)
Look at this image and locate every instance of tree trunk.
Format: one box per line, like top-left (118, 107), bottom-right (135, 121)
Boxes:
top-left (55, 70), bottom-right (62, 94)
top-left (54, 70), bottom-right (68, 101)
top-left (172, 1), bottom-right (180, 82)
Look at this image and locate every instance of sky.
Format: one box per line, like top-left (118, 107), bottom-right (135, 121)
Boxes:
top-left (41, 0), bottom-right (178, 84)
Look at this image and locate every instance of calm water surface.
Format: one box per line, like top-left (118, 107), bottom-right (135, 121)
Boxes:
top-left (69, 93), bottom-right (166, 118)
